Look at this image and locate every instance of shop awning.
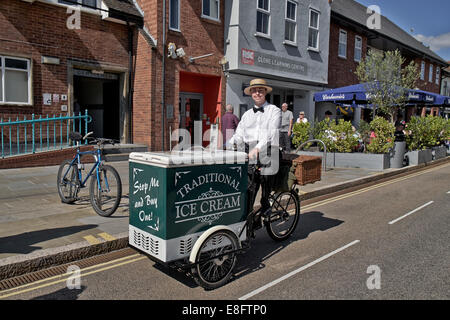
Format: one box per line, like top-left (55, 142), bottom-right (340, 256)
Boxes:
top-left (315, 82), bottom-right (448, 106)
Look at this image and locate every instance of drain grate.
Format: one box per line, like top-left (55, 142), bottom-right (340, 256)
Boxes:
top-left (0, 248), bottom-right (138, 291)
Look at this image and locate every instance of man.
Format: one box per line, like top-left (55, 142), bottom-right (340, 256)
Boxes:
top-left (221, 104), bottom-right (240, 146)
top-left (280, 103), bottom-right (293, 152)
top-left (296, 111), bottom-right (308, 123)
top-left (228, 78), bottom-right (281, 218)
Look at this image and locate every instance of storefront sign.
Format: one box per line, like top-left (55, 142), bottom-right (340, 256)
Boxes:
top-left (241, 48), bottom-right (307, 75)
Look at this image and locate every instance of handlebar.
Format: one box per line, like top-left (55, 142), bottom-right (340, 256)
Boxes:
top-left (69, 131), bottom-right (118, 147)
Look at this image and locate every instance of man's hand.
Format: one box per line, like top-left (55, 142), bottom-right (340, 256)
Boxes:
top-left (248, 148), bottom-right (259, 160)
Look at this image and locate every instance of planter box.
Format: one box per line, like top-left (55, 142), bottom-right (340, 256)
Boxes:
top-left (335, 152), bottom-right (390, 170)
top-left (431, 145), bottom-right (447, 160)
top-left (295, 150), bottom-right (389, 170)
top-left (405, 149), bottom-right (432, 166)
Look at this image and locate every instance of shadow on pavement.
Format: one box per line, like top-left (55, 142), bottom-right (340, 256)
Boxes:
top-left (31, 286), bottom-right (87, 300)
top-left (145, 211), bottom-right (344, 290)
top-left (0, 225), bottom-right (98, 254)
top-left (231, 211), bottom-right (344, 283)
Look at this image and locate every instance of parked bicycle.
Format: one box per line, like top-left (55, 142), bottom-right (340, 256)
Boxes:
top-left (57, 131), bottom-right (122, 217)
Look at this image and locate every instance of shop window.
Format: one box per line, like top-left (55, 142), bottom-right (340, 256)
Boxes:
top-left (0, 56), bottom-right (31, 104)
top-left (284, 0), bottom-right (297, 44)
top-left (308, 9), bottom-right (320, 50)
top-left (354, 36), bottom-right (362, 62)
top-left (202, 0), bottom-right (219, 21)
top-left (169, 0), bottom-right (180, 31)
top-left (338, 30), bottom-right (347, 58)
top-left (256, 0), bottom-right (270, 36)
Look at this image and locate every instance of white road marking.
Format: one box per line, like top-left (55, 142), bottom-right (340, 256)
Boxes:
top-left (388, 201), bottom-right (434, 225)
top-left (239, 240), bottom-right (360, 300)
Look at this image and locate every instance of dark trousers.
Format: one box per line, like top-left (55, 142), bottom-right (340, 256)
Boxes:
top-left (279, 131), bottom-right (291, 152)
top-left (247, 166), bottom-right (275, 214)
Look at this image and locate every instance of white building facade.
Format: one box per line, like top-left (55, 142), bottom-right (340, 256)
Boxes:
top-left (223, 0), bottom-right (331, 122)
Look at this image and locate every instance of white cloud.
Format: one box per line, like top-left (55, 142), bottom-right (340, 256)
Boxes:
top-left (414, 32), bottom-right (450, 51)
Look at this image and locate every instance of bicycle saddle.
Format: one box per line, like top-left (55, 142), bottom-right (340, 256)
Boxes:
top-left (69, 131), bottom-right (83, 141)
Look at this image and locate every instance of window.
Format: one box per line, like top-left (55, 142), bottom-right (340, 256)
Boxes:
top-left (308, 9), bottom-right (320, 50)
top-left (169, 0), bottom-right (180, 31)
top-left (420, 61), bottom-right (425, 80)
top-left (436, 67), bottom-right (440, 85)
top-left (284, 0), bottom-right (297, 44)
top-left (354, 36), bottom-right (362, 62)
top-left (256, 0), bottom-right (270, 36)
top-left (202, 0), bottom-right (219, 21)
top-left (0, 56), bottom-right (31, 104)
top-left (338, 30), bottom-right (347, 58)
top-left (58, 0), bottom-right (97, 8)
top-left (429, 64), bottom-right (433, 82)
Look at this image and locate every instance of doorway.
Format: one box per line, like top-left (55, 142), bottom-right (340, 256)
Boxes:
top-left (179, 92), bottom-right (203, 146)
top-left (73, 72), bottom-right (120, 140)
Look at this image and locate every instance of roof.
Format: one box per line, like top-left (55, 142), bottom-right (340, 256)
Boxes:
top-left (331, 0), bottom-right (448, 66)
top-left (102, 0), bottom-right (144, 26)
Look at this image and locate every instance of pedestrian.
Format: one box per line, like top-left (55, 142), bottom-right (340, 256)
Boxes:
top-left (296, 111), bottom-right (308, 123)
top-left (227, 78), bottom-right (281, 218)
top-left (221, 104), bottom-right (240, 146)
top-left (280, 103), bottom-right (293, 152)
top-left (324, 110), bottom-right (333, 120)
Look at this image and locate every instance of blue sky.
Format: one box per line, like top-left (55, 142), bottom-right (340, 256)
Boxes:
top-left (355, 0), bottom-right (450, 62)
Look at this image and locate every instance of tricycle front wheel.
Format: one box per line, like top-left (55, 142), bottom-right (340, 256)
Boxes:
top-left (191, 229), bottom-right (239, 290)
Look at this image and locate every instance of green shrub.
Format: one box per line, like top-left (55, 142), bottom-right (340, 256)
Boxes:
top-left (366, 116), bottom-right (395, 154)
top-left (406, 116), bottom-right (450, 151)
top-left (312, 119), bottom-right (359, 153)
top-left (292, 121), bottom-right (311, 150)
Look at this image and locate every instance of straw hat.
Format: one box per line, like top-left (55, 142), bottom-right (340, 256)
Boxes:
top-left (244, 78), bottom-right (273, 95)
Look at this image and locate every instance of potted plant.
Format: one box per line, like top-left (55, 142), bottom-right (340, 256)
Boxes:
top-left (405, 116), bottom-right (433, 165)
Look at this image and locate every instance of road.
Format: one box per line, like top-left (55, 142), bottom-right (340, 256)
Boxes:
top-left (1, 162), bottom-right (449, 301)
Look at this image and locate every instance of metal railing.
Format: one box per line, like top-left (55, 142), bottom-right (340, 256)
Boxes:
top-left (0, 110), bottom-right (92, 158)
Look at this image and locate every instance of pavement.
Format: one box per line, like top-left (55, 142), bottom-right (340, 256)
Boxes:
top-left (0, 154), bottom-right (449, 280)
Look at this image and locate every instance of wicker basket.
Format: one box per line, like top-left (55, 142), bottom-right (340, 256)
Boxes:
top-left (291, 155), bottom-right (322, 186)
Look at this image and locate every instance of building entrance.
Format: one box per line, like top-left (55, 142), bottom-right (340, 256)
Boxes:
top-left (73, 70), bottom-right (120, 140)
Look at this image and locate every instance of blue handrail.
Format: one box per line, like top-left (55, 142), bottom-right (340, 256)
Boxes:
top-left (0, 110), bottom-right (92, 158)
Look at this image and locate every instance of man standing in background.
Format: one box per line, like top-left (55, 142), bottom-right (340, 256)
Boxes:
top-left (221, 104), bottom-right (240, 146)
top-left (280, 103), bottom-right (293, 152)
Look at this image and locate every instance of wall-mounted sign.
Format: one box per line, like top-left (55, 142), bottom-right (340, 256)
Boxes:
top-left (241, 48), bottom-right (307, 75)
top-left (43, 93), bottom-right (52, 105)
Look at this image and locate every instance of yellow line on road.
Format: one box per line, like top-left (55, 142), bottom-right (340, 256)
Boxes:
top-left (0, 255), bottom-right (145, 299)
top-left (301, 163), bottom-right (448, 211)
top-left (83, 235), bottom-right (101, 245)
top-left (98, 233), bottom-right (116, 241)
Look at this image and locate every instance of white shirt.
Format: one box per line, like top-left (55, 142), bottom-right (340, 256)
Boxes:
top-left (228, 101), bottom-right (281, 150)
top-left (297, 117), bottom-right (308, 123)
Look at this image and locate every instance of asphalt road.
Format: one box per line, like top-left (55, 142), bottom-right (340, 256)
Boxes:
top-left (1, 163), bottom-right (449, 301)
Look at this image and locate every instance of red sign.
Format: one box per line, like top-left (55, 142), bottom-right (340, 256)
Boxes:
top-left (241, 48), bottom-right (254, 65)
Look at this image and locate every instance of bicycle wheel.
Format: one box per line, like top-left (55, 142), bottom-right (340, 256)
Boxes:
top-left (57, 160), bottom-right (80, 204)
top-left (89, 164), bottom-right (122, 217)
top-left (265, 190), bottom-right (300, 241)
top-left (191, 229), bottom-right (239, 290)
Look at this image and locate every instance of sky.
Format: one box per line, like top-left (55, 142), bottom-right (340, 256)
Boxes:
top-left (355, 0), bottom-right (450, 62)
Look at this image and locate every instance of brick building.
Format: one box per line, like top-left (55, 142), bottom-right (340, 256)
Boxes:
top-left (134, 0), bottom-right (226, 151)
top-left (323, 0), bottom-right (449, 123)
top-left (0, 0), bottom-right (143, 143)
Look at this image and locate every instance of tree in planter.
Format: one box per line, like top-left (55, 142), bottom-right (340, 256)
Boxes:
top-left (366, 116), bottom-right (395, 154)
top-left (355, 49), bottom-right (419, 123)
